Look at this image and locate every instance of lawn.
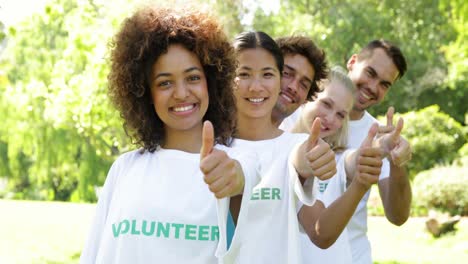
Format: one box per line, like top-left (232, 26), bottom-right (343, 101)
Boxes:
top-left (369, 216), bottom-right (468, 264)
top-left (1, 199), bottom-right (467, 263)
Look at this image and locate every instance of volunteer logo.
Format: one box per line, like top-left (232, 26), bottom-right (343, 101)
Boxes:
top-left (112, 219), bottom-right (219, 241)
top-left (319, 182), bottom-right (328, 193)
top-left (251, 187), bottom-right (281, 200)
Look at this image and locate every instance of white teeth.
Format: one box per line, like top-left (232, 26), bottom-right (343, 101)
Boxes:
top-left (281, 94), bottom-right (293, 103)
top-left (173, 104), bottom-right (194, 112)
top-left (248, 98), bottom-right (265, 103)
top-left (361, 92), bottom-right (371, 100)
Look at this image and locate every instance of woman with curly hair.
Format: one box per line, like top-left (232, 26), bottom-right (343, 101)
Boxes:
top-left (80, 6), bottom-right (257, 263)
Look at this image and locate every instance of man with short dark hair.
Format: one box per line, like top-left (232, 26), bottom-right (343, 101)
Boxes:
top-left (345, 39), bottom-right (412, 263)
top-left (272, 36), bottom-right (328, 128)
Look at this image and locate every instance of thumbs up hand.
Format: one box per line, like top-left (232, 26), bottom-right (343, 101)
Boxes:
top-left (375, 109), bottom-right (412, 167)
top-left (294, 118), bottom-right (336, 181)
top-left (352, 123), bottom-right (383, 190)
top-left (378, 106), bottom-right (395, 134)
top-left (200, 121), bottom-right (245, 198)
top-left (387, 119), bottom-right (412, 167)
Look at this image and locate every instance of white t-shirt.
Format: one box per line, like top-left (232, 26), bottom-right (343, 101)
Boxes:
top-left (347, 111), bottom-right (390, 264)
top-left (279, 105), bottom-right (304, 131)
top-left (80, 145), bottom-right (258, 264)
top-left (300, 151), bottom-right (353, 264)
top-left (281, 108), bottom-right (354, 264)
top-left (217, 132), bottom-right (317, 264)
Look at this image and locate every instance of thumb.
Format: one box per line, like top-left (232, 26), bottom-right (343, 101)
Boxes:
top-left (386, 106), bottom-right (395, 127)
top-left (361, 122), bottom-right (378, 148)
top-left (390, 117), bottom-right (404, 142)
top-left (306, 117), bottom-right (321, 150)
top-left (200, 120), bottom-right (214, 160)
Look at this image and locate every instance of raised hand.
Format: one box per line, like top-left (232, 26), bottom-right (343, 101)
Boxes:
top-left (376, 117), bottom-right (403, 157)
top-left (375, 109), bottom-right (412, 167)
top-left (302, 118), bottom-right (336, 180)
top-left (353, 123), bottom-right (383, 190)
top-left (378, 106), bottom-right (395, 135)
top-left (389, 121), bottom-right (412, 167)
top-left (200, 121), bottom-right (244, 198)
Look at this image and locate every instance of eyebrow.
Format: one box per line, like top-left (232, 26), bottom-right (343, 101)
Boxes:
top-left (368, 66), bottom-right (393, 87)
top-left (153, 66), bottom-right (202, 80)
top-left (239, 65), bottom-right (279, 72)
top-left (321, 97), bottom-right (334, 105)
top-left (285, 64), bottom-right (313, 84)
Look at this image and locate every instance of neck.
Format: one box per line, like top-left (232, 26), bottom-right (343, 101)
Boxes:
top-left (290, 119), bottom-right (307, 134)
top-left (271, 108), bottom-right (286, 128)
top-left (236, 115), bottom-right (282, 141)
top-left (163, 125), bottom-right (203, 153)
top-left (349, 108), bottom-right (365, 120)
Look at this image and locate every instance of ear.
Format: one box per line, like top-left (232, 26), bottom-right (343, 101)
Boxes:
top-left (233, 76), bottom-right (240, 90)
top-left (346, 54), bottom-right (358, 71)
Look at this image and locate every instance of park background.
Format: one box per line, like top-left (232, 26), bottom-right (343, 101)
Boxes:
top-left (0, 0), bottom-right (467, 263)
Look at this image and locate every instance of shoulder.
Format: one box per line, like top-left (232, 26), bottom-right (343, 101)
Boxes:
top-left (281, 131), bottom-right (309, 144)
top-left (113, 148), bottom-right (146, 165)
top-left (108, 148), bottom-right (154, 175)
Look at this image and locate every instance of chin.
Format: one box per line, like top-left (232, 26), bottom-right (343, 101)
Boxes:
top-left (320, 131), bottom-right (333, 138)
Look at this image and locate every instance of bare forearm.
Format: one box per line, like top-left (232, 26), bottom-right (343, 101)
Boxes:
top-left (344, 150), bottom-right (357, 185)
top-left (380, 163), bottom-right (412, 226)
top-left (299, 181), bottom-right (368, 249)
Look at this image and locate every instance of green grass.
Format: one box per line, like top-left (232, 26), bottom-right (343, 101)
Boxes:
top-left (1, 199), bottom-right (467, 263)
top-left (0, 199), bottom-right (95, 264)
top-left (369, 216), bottom-right (468, 264)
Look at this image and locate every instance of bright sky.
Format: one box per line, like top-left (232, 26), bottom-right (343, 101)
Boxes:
top-left (242, 0), bottom-right (280, 25)
top-left (0, 0), bottom-right (280, 26)
top-left (0, 0), bottom-right (48, 26)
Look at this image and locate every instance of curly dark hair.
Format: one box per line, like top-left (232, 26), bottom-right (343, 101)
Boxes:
top-left (276, 35), bottom-right (328, 100)
top-left (108, 7), bottom-right (237, 152)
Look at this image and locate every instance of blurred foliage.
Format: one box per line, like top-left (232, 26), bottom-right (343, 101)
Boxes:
top-left (398, 105), bottom-right (466, 178)
top-left (413, 165), bottom-right (468, 216)
top-left (0, 0), bottom-right (466, 202)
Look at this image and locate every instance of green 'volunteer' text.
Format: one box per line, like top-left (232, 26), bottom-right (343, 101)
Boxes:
top-left (112, 219), bottom-right (219, 241)
top-left (251, 187), bottom-right (281, 200)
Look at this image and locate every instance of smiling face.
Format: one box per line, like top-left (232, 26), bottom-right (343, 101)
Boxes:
top-left (301, 80), bottom-right (354, 138)
top-left (150, 44), bottom-right (208, 136)
top-left (274, 54), bottom-right (315, 119)
top-left (234, 47), bottom-right (281, 121)
top-left (347, 48), bottom-right (399, 113)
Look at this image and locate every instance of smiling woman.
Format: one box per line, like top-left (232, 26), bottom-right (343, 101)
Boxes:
top-left (292, 66), bottom-right (356, 151)
top-left (79, 6), bottom-right (259, 264)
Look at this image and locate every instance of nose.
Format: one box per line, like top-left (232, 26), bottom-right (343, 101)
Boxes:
top-left (173, 82), bottom-right (189, 100)
top-left (248, 78), bottom-right (263, 92)
top-left (323, 111), bottom-right (334, 125)
top-left (368, 78), bottom-right (379, 96)
top-left (287, 78), bottom-right (299, 94)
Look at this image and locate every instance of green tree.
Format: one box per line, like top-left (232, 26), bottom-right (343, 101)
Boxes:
top-left (1, 0), bottom-right (128, 201)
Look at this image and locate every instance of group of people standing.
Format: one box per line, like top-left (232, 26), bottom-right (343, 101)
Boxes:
top-left (80, 5), bottom-right (413, 264)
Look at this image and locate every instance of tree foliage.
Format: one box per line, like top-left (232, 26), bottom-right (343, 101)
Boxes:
top-left (1, 0), bottom-right (130, 201)
top-left (399, 105), bottom-right (466, 178)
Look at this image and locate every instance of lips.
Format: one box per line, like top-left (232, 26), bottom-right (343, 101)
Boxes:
top-left (358, 88), bottom-right (376, 103)
top-left (279, 90), bottom-right (297, 104)
top-left (170, 103), bottom-right (197, 114)
top-left (280, 93), bottom-right (293, 103)
top-left (321, 124), bottom-right (329, 132)
top-left (247, 97), bottom-right (266, 103)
